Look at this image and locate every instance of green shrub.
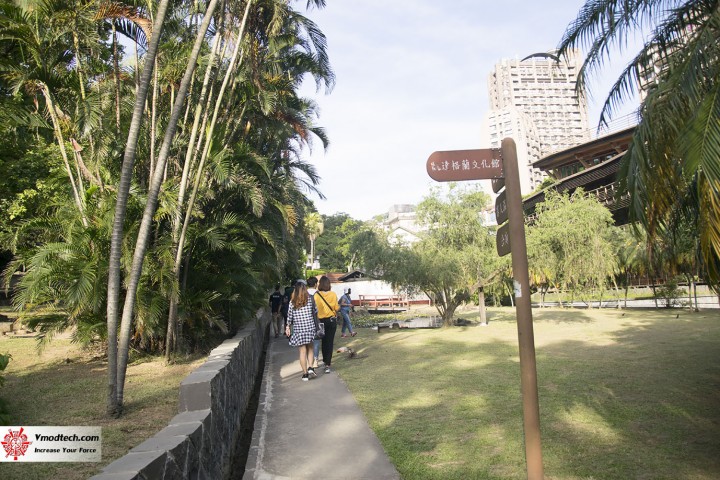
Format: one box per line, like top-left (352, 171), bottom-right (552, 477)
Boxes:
top-left (654, 278), bottom-right (687, 308)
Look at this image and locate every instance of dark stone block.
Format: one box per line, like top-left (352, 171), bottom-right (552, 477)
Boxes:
top-left (130, 434), bottom-right (186, 454)
top-left (179, 370), bottom-right (217, 411)
top-left (102, 451), bottom-right (166, 478)
top-left (184, 437), bottom-right (200, 478)
top-left (167, 438), bottom-right (189, 476)
top-left (169, 409), bottom-right (211, 426)
top-left (88, 473), bottom-right (142, 480)
top-left (154, 454), bottom-right (182, 480)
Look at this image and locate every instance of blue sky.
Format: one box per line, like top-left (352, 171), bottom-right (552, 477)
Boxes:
top-left (298, 0), bottom-right (640, 220)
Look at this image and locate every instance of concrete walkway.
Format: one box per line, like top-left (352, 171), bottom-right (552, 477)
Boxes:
top-left (243, 335), bottom-right (400, 480)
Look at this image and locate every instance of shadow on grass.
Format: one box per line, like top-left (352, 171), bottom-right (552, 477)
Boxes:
top-left (487, 307), bottom-right (597, 324)
top-left (336, 311), bottom-right (720, 479)
top-left (1, 353), bottom-right (194, 480)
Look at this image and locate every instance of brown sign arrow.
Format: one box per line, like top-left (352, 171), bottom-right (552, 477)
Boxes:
top-left (495, 190), bottom-right (508, 225)
top-left (496, 222), bottom-right (511, 257)
top-left (426, 148), bottom-right (503, 182)
top-left (491, 177), bottom-right (505, 193)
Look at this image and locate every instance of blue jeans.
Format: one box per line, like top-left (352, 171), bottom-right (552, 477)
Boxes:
top-left (313, 338), bottom-right (321, 362)
top-left (340, 309), bottom-right (353, 335)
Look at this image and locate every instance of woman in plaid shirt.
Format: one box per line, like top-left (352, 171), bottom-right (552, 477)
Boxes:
top-left (285, 279), bottom-right (318, 381)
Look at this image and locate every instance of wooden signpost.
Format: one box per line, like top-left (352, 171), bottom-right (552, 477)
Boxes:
top-left (426, 148), bottom-right (503, 182)
top-left (494, 190), bottom-right (508, 226)
top-left (427, 138), bottom-right (544, 480)
top-left (496, 222), bottom-right (511, 257)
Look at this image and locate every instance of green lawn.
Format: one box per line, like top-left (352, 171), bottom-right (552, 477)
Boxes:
top-left (0, 336), bottom-right (204, 479)
top-left (332, 307), bottom-right (720, 480)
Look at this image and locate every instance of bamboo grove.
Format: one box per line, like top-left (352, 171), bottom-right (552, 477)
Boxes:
top-left (0, 0), bottom-right (334, 414)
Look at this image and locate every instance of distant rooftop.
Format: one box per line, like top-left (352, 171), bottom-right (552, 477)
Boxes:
top-left (388, 204), bottom-right (415, 214)
top-left (545, 112), bottom-right (639, 156)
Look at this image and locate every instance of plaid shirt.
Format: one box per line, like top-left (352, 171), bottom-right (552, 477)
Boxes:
top-left (287, 298), bottom-right (316, 346)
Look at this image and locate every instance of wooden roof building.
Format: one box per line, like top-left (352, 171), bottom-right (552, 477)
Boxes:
top-left (523, 125), bottom-right (635, 225)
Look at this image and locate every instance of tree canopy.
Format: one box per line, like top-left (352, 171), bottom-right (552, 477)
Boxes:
top-left (526, 190), bottom-right (619, 305)
top-left (558, 0), bottom-right (720, 287)
top-left (357, 184), bottom-right (499, 326)
top-left (0, 0), bottom-right (334, 415)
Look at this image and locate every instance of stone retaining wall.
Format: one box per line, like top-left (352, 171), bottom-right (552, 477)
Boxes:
top-left (91, 310), bottom-right (270, 480)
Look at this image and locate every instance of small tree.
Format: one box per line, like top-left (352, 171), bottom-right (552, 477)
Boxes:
top-left (357, 185), bottom-right (499, 326)
top-left (527, 190), bottom-right (618, 306)
top-left (314, 214), bottom-right (364, 272)
top-left (654, 277), bottom-right (687, 308)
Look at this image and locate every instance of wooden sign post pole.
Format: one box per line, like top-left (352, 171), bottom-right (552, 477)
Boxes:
top-left (501, 137), bottom-right (544, 480)
top-left (426, 140), bottom-right (544, 479)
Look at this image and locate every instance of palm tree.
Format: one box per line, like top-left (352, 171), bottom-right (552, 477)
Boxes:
top-left (113, 0), bottom-right (222, 412)
top-left (0, 0), bottom-right (93, 225)
top-left (305, 212), bottom-right (323, 268)
top-left (163, 0), bottom-right (334, 358)
top-left (1, 0), bottom-right (334, 418)
top-left (3, 184), bottom-right (119, 350)
top-left (557, 0), bottom-right (720, 287)
top-left (105, 0), bottom-right (175, 417)
top-left (623, 45), bottom-right (720, 282)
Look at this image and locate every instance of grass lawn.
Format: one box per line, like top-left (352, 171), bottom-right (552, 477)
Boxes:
top-left (0, 335), bottom-right (205, 479)
top-left (332, 306), bottom-right (720, 480)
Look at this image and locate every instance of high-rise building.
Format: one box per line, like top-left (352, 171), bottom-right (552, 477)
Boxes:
top-left (481, 49), bottom-right (590, 194)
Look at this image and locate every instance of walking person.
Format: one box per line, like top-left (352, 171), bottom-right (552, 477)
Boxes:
top-left (307, 276), bottom-right (321, 368)
top-left (280, 285), bottom-right (292, 335)
top-left (269, 285), bottom-right (283, 338)
top-left (285, 280), bottom-right (318, 381)
top-left (315, 276), bottom-right (340, 373)
top-left (339, 288), bottom-right (357, 337)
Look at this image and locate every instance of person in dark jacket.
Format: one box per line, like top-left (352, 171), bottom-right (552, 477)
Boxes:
top-left (269, 285), bottom-right (283, 338)
top-left (280, 285), bottom-right (292, 334)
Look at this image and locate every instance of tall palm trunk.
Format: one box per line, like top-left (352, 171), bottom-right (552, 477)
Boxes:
top-left (166, 1), bottom-right (252, 358)
top-left (106, 0), bottom-right (172, 416)
top-left (189, 36), bottom-right (230, 167)
top-left (115, 0), bottom-right (221, 408)
top-left (42, 85), bottom-right (87, 227)
top-left (112, 22), bottom-right (121, 132)
top-left (165, 30), bottom-right (222, 359)
top-left (72, 31), bottom-right (87, 101)
top-left (150, 60), bottom-right (159, 179)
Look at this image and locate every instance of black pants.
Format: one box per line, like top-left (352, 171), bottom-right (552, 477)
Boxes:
top-left (321, 317), bottom-right (338, 366)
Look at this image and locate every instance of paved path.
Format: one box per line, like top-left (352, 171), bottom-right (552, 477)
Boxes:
top-left (243, 335), bottom-right (400, 480)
